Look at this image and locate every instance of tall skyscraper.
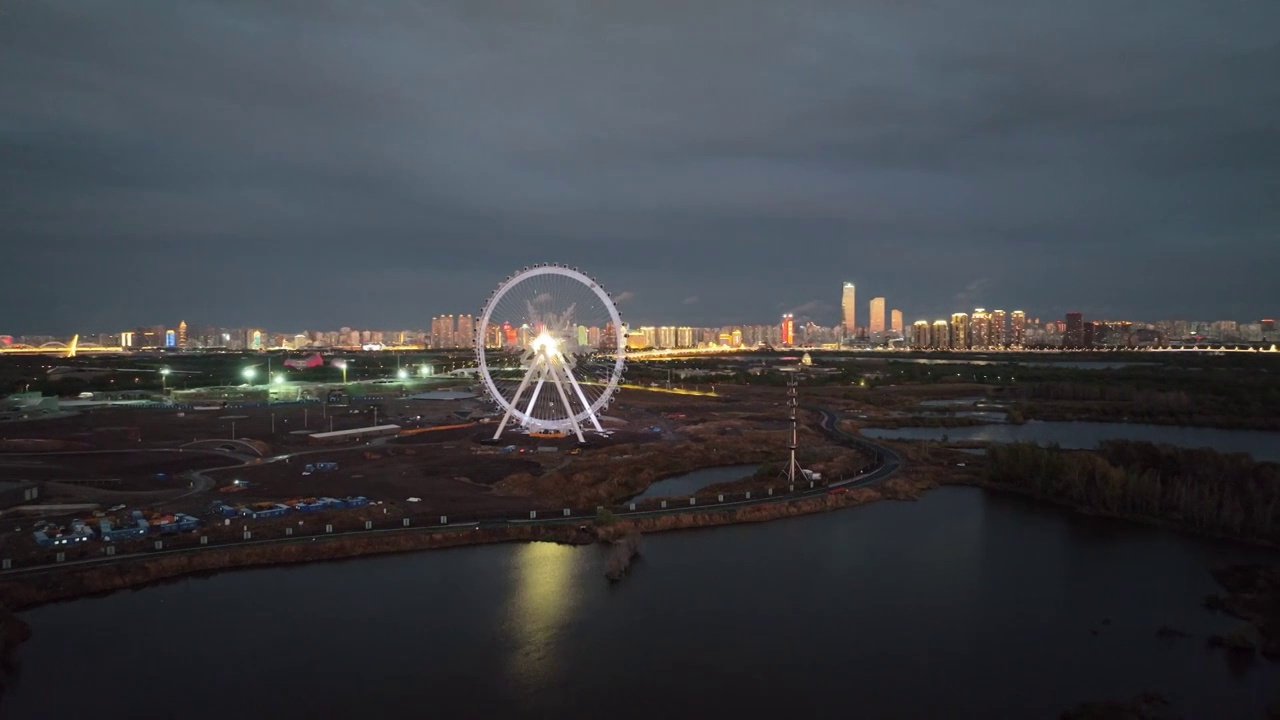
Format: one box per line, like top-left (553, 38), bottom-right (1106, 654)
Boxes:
top-left (950, 313), bottom-right (970, 350)
top-left (431, 315), bottom-right (456, 348)
top-left (932, 320), bottom-right (951, 349)
top-left (890, 309), bottom-right (903, 336)
top-left (991, 310), bottom-right (1007, 348)
top-left (780, 313), bottom-right (795, 346)
top-left (676, 326), bottom-right (694, 348)
top-left (869, 297), bottom-right (886, 335)
top-left (910, 321), bottom-right (930, 348)
top-left (1011, 311), bottom-right (1026, 347)
top-left (456, 314), bottom-right (475, 348)
top-left (657, 326), bottom-right (676, 348)
top-left (1064, 312), bottom-right (1085, 348)
top-left (971, 308), bottom-right (991, 348)
top-left (841, 283), bottom-right (856, 334)
top-left (177, 320), bottom-right (187, 348)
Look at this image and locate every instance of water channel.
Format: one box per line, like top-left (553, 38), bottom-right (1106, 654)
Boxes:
top-left (628, 464), bottom-right (758, 501)
top-left (862, 422), bottom-right (1280, 463)
top-left (8, 487), bottom-right (1279, 719)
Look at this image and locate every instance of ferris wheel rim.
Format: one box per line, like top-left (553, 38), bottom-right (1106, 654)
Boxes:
top-left (474, 264), bottom-right (626, 429)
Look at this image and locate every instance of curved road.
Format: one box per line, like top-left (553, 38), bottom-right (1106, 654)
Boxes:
top-left (1, 406), bottom-right (902, 578)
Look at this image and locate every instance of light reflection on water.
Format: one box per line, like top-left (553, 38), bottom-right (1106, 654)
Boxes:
top-left (504, 542), bottom-right (583, 689)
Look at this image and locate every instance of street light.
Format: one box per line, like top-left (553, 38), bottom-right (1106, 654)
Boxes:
top-left (242, 367), bottom-right (256, 385)
top-left (397, 368), bottom-right (408, 380)
top-left (334, 360), bottom-right (348, 384)
top-left (160, 367), bottom-right (171, 393)
top-left (273, 373), bottom-right (285, 385)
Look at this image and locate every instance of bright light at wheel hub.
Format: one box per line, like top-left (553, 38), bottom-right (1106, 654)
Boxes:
top-left (531, 332), bottom-right (560, 356)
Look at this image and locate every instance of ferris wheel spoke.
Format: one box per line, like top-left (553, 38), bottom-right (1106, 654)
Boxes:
top-left (475, 264), bottom-right (625, 440)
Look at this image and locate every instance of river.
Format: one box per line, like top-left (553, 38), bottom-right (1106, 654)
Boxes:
top-left (862, 421), bottom-right (1280, 462)
top-left (8, 487), bottom-right (1278, 719)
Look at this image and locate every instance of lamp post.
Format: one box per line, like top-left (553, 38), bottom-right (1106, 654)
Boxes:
top-left (160, 367), bottom-right (171, 393)
top-left (335, 360), bottom-right (348, 385)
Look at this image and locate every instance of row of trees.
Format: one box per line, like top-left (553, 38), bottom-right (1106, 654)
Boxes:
top-left (986, 441), bottom-right (1280, 542)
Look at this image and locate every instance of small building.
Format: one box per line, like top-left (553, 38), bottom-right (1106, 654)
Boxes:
top-left (99, 516), bottom-right (149, 542)
top-left (157, 514), bottom-right (201, 533)
top-left (34, 519), bottom-right (94, 547)
top-left (242, 503), bottom-right (291, 520)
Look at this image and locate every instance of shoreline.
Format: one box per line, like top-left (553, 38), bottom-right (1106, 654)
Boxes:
top-left (0, 478), bottom-right (929, 613)
top-left (944, 476), bottom-right (1280, 551)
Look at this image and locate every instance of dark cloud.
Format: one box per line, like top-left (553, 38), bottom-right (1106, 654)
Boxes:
top-left (2, 0), bottom-right (1278, 334)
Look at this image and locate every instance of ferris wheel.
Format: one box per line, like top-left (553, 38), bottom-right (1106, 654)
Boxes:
top-left (475, 264), bottom-right (626, 442)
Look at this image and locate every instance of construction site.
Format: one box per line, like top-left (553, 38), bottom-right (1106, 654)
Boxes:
top-left (0, 381), bottom-right (879, 566)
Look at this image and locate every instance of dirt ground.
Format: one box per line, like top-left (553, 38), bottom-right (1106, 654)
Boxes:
top-left (0, 383), bottom-right (945, 562)
top-left (0, 451), bottom-right (242, 491)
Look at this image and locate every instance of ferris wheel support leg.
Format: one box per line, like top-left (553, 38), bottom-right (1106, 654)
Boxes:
top-left (493, 363), bottom-right (538, 441)
top-left (558, 358), bottom-right (605, 432)
top-left (547, 362), bottom-right (587, 444)
top-left (523, 373), bottom-right (548, 424)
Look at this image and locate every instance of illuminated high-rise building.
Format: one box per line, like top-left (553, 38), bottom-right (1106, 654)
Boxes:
top-left (910, 321), bottom-right (930, 348)
top-left (431, 315), bottom-right (456, 348)
top-left (730, 328), bottom-right (743, 347)
top-left (164, 330), bottom-right (176, 347)
top-left (869, 297), bottom-right (886, 335)
top-left (991, 310), bottom-right (1007, 348)
top-left (890, 309), bottom-right (903, 336)
top-left (841, 283), bottom-right (856, 334)
top-left (971, 308), bottom-right (991, 349)
top-left (456, 314), bottom-right (475, 348)
top-left (177, 321), bottom-right (187, 348)
top-left (950, 313), bottom-right (970, 350)
top-left (657, 326), bottom-right (677, 349)
top-left (932, 320), bottom-right (951, 349)
top-left (676, 326), bottom-right (694, 348)
top-left (1011, 311), bottom-right (1026, 347)
top-left (780, 313), bottom-right (795, 346)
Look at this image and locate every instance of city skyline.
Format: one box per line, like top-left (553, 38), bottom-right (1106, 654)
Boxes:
top-left (5, 276), bottom-right (1275, 338)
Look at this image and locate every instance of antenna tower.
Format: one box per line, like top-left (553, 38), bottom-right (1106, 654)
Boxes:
top-left (779, 372), bottom-right (808, 483)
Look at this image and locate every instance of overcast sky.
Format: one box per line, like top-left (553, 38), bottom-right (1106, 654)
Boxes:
top-left (3, 1), bottom-right (1278, 334)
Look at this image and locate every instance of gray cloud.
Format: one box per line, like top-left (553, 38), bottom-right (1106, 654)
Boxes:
top-left (2, 0), bottom-right (1278, 333)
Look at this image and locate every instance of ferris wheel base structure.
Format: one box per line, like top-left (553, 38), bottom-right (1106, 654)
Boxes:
top-left (475, 264), bottom-right (626, 444)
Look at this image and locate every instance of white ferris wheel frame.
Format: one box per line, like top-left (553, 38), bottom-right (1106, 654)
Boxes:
top-left (475, 264), bottom-right (626, 442)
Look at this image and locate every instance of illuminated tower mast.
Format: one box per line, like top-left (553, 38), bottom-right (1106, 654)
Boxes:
top-left (779, 372), bottom-right (809, 484)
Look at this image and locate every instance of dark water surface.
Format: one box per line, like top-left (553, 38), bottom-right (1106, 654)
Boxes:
top-left (10, 487), bottom-right (1279, 719)
top-left (628, 464), bottom-right (757, 500)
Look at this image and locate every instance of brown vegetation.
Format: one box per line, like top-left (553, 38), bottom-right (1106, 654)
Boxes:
top-left (985, 441), bottom-right (1280, 543)
top-left (605, 530), bottom-right (641, 582)
top-left (495, 427), bottom-right (814, 505)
